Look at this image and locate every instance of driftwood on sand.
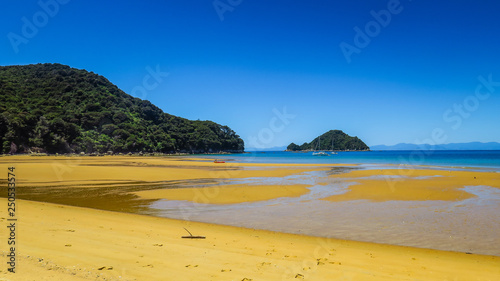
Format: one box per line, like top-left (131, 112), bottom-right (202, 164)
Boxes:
top-left (181, 228), bottom-right (206, 239)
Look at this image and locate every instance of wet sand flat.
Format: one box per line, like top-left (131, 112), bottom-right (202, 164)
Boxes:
top-left (145, 165), bottom-right (500, 256)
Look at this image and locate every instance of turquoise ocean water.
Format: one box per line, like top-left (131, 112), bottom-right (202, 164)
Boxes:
top-left (195, 150), bottom-right (500, 170)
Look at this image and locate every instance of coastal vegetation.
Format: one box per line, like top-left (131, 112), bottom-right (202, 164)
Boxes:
top-left (287, 130), bottom-right (369, 151)
top-left (0, 63), bottom-right (244, 154)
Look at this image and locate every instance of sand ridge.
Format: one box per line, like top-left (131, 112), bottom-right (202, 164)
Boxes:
top-left (324, 168), bottom-right (500, 202)
top-left (134, 184), bottom-right (312, 204)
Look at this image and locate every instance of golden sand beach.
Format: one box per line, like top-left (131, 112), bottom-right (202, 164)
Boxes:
top-left (134, 184), bottom-right (312, 204)
top-left (0, 155), bottom-right (499, 280)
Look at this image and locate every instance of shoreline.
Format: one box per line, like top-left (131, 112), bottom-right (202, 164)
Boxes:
top-left (3, 153), bottom-right (499, 171)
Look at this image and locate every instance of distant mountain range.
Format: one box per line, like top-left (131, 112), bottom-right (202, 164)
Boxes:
top-left (245, 146), bottom-right (287, 152)
top-left (371, 142), bottom-right (500, 151)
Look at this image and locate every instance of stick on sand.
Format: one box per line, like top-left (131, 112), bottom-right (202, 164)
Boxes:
top-left (182, 227), bottom-right (206, 239)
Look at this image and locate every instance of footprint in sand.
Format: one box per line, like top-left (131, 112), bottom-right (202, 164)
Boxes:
top-left (97, 266), bottom-right (113, 270)
top-left (295, 273), bottom-right (304, 279)
top-left (316, 258), bottom-right (328, 265)
top-left (221, 269), bottom-right (232, 272)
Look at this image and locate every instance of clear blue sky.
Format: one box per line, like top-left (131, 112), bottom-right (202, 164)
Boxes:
top-left (2, 0), bottom-right (500, 148)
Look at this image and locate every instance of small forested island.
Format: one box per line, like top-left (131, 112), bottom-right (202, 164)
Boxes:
top-left (287, 130), bottom-right (370, 151)
top-left (0, 63), bottom-right (244, 154)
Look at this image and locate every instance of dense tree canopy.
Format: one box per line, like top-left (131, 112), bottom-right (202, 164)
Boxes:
top-left (287, 130), bottom-right (369, 151)
top-left (0, 63), bottom-right (244, 154)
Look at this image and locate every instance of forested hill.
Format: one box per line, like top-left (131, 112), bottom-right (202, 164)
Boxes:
top-left (0, 63), bottom-right (244, 154)
top-left (287, 130), bottom-right (369, 151)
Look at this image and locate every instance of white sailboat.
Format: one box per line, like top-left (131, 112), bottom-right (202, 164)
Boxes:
top-left (330, 134), bottom-right (338, 155)
top-left (312, 135), bottom-right (329, 156)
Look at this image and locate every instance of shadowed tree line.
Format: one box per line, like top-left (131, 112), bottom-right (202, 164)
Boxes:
top-left (0, 63), bottom-right (244, 154)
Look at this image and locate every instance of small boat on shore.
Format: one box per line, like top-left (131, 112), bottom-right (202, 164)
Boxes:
top-left (312, 151), bottom-right (329, 156)
top-left (214, 159), bottom-right (225, 163)
top-left (312, 135), bottom-right (330, 156)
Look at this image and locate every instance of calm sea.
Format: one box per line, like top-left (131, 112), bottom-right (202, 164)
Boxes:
top-left (195, 150), bottom-right (500, 169)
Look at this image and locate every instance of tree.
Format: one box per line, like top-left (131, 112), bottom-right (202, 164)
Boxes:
top-left (31, 116), bottom-right (50, 148)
